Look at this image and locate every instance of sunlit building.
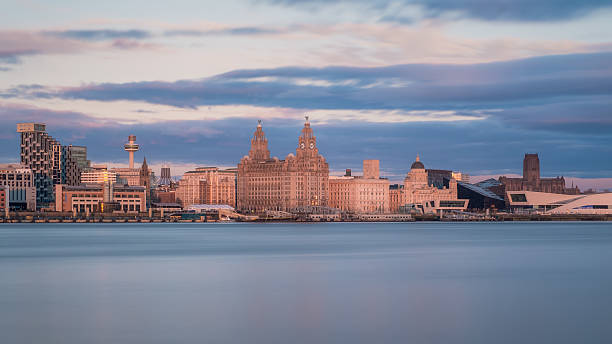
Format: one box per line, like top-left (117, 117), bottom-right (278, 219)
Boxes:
top-left (80, 165), bottom-right (117, 184)
top-left (507, 191), bottom-right (612, 215)
top-left (329, 160), bottom-right (390, 214)
top-left (55, 184), bottom-right (147, 213)
top-left (17, 123), bottom-right (81, 208)
top-left (499, 154), bottom-right (580, 195)
top-left (176, 167), bottom-right (237, 208)
top-left (237, 117), bottom-right (329, 213)
top-left (0, 164), bottom-right (37, 211)
top-left (396, 155), bottom-right (468, 214)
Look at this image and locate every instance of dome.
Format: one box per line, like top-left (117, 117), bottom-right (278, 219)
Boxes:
top-left (410, 154), bottom-right (425, 169)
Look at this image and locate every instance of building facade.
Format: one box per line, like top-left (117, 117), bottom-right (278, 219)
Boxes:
top-left (0, 187), bottom-right (6, 213)
top-left (176, 167), bottom-right (237, 208)
top-left (69, 145), bottom-right (91, 171)
top-left (329, 161), bottom-right (390, 214)
top-left (0, 164), bottom-right (37, 211)
top-left (55, 184), bottom-right (146, 213)
top-left (499, 154), bottom-right (580, 195)
top-left (237, 118), bottom-right (329, 213)
top-left (392, 155), bottom-right (467, 214)
top-left (17, 123), bottom-right (81, 208)
top-left (80, 165), bottom-right (117, 184)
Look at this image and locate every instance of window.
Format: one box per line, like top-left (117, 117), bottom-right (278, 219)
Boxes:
top-left (510, 194), bottom-right (527, 202)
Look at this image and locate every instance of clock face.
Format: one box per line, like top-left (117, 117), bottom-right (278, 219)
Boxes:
top-left (309, 142), bottom-right (315, 149)
top-left (300, 142), bottom-right (305, 149)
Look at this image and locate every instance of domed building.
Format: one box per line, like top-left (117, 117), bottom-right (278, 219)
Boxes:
top-left (237, 117), bottom-right (329, 213)
top-left (399, 155), bottom-right (468, 214)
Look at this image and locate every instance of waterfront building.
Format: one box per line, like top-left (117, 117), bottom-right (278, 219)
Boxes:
top-left (0, 164), bottom-right (37, 211)
top-left (329, 160), bottom-right (390, 214)
top-left (80, 165), bottom-right (117, 184)
top-left (389, 184), bottom-right (404, 213)
top-left (55, 184), bottom-right (147, 213)
top-left (176, 167), bottom-right (237, 208)
top-left (506, 191), bottom-right (612, 215)
top-left (397, 155), bottom-right (468, 214)
top-left (457, 181), bottom-right (505, 210)
top-left (499, 154), bottom-right (580, 195)
top-left (237, 117), bottom-right (329, 213)
top-left (17, 123), bottom-right (81, 208)
top-left (69, 145), bottom-right (91, 171)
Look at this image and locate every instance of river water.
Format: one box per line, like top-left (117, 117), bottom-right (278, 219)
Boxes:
top-left (1, 222), bottom-right (611, 343)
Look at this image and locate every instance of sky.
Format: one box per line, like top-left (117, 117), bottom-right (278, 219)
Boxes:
top-left (1, 0), bottom-right (611, 189)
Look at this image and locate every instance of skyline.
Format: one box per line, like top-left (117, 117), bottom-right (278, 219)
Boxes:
top-left (1, 0), bottom-right (611, 188)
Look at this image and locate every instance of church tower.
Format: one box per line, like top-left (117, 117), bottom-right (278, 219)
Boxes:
top-left (248, 120), bottom-right (271, 161)
top-left (139, 157), bottom-right (151, 208)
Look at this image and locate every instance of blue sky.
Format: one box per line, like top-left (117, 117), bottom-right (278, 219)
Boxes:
top-left (1, 0), bottom-right (611, 188)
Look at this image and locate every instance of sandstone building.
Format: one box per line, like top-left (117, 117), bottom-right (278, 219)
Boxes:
top-left (237, 117), bottom-right (329, 213)
top-left (499, 154), bottom-right (580, 195)
top-left (329, 160), bottom-right (390, 214)
top-left (176, 167), bottom-right (237, 208)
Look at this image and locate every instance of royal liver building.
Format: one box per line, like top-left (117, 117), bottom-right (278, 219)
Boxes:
top-left (237, 117), bottom-right (329, 213)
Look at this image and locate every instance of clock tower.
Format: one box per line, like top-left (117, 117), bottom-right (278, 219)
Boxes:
top-left (296, 116), bottom-right (318, 158)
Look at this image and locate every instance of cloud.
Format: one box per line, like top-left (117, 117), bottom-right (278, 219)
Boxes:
top-left (15, 52), bottom-right (610, 135)
top-left (164, 27), bottom-right (282, 37)
top-left (44, 29), bottom-right (152, 41)
top-left (0, 31), bottom-right (88, 67)
top-left (265, 0), bottom-right (612, 22)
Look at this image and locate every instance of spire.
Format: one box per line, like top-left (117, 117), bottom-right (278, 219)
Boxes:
top-left (257, 119), bottom-right (262, 127)
top-left (416, 154), bottom-right (420, 162)
top-left (142, 156), bottom-right (148, 168)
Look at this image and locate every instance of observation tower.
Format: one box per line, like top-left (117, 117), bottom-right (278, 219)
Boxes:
top-left (124, 135), bottom-right (140, 169)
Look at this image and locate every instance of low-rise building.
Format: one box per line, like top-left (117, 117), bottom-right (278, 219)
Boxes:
top-left (506, 191), bottom-right (612, 215)
top-left (80, 165), bottom-right (117, 184)
top-left (55, 184), bottom-right (147, 213)
top-left (0, 164), bottom-right (37, 211)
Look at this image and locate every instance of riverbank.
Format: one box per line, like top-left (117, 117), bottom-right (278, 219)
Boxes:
top-left (1, 212), bottom-right (611, 223)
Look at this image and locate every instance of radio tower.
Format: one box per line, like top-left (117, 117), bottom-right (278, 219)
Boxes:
top-left (124, 135), bottom-right (139, 169)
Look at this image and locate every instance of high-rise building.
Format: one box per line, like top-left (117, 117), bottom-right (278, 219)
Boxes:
top-left (176, 167), bottom-right (236, 208)
top-left (17, 123), bottom-right (81, 208)
top-left (329, 160), bottom-right (390, 214)
top-left (499, 153), bottom-right (580, 195)
top-left (69, 145), bottom-right (91, 171)
top-left (237, 117), bottom-right (329, 213)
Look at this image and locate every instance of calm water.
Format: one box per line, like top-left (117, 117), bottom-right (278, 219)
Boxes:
top-left (1, 222), bottom-right (612, 344)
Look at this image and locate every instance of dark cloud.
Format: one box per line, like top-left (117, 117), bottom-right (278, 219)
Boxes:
top-left (20, 52), bottom-right (612, 135)
top-left (265, 0), bottom-right (612, 22)
top-left (44, 29), bottom-right (152, 41)
top-left (164, 27), bottom-right (282, 37)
